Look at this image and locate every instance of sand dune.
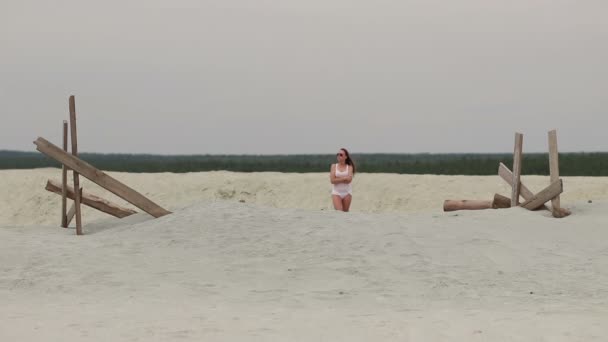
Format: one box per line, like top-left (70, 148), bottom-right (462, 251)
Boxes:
top-left (2, 169), bottom-right (608, 341)
top-left (1, 168), bottom-right (607, 226)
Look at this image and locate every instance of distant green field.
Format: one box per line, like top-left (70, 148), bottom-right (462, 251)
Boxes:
top-left (1, 150), bottom-right (607, 176)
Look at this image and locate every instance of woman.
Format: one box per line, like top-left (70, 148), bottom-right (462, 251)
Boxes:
top-left (330, 148), bottom-right (356, 212)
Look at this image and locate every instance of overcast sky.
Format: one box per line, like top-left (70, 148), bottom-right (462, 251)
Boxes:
top-left (1, 0), bottom-right (606, 154)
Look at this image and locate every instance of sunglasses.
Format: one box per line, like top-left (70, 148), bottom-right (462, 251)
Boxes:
top-left (336, 153), bottom-right (345, 157)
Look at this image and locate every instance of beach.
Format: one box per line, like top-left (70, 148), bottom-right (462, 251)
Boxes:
top-left (2, 169), bottom-right (608, 341)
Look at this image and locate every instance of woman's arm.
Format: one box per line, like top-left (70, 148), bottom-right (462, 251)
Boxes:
top-left (343, 167), bottom-right (354, 184)
top-left (330, 164), bottom-right (351, 184)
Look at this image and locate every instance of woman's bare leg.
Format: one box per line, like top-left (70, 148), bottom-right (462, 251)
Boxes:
top-left (342, 195), bottom-right (352, 212)
top-left (332, 195), bottom-right (344, 211)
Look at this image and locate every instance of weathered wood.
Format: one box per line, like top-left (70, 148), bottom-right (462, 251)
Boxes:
top-left (520, 179), bottom-right (563, 210)
top-left (34, 137), bottom-right (171, 218)
top-left (492, 193), bottom-right (511, 209)
top-left (511, 132), bottom-right (523, 206)
top-left (61, 120), bottom-right (68, 228)
top-left (46, 180), bottom-right (137, 218)
top-left (443, 193), bottom-right (512, 212)
top-left (443, 199), bottom-right (492, 211)
top-left (65, 187), bottom-right (82, 227)
top-left (498, 162), bottom-right (549, 210)
top-left (548, 129), bottom-right (561, 217)
top-left (499, 162), bottom-right (570, 217)
top-left (69, 96), bottom-right (83, 235)
top-left (66, 203), bottom-right (76, 226)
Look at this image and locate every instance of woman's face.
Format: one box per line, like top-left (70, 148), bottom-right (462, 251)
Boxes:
top-left (336, 150), bottom-right (346, 162)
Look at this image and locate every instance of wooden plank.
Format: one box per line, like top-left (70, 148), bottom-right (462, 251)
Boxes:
top-left (34, 137), bottom-right (171, 218)
top-left (511, 132), bottom-right (524, 206)
top-left (69, 96), bottom-right (83, 235)
top-left (548, 129), bottom-right (561, 217)
top-left (499, 163), bottom-right (536, 200)
top-left (46, 180), bottom-right (137, 218)
top-left (520, 179), bottom-right (563, 210)
top-left (61, 120), bottom-right (68, 228)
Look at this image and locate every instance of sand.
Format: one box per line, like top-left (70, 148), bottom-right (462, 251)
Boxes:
top-left (1, 168), bottom-right (608, 341)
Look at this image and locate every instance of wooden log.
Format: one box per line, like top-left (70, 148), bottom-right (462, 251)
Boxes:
top-left (69, 96), bottom-right (83, 235)
top-left (46, 180), bottom-right (137, 218)
top-left (443, 199), bottom-right (492, 211)
top-left (520, 179), bottom-right (563, 210)
top-left (492, 193), bottom-right (511, 209)
top-left (65, 187), bottom-right (82, 226)
top-left (511, 132), bottom-right (523, 206)
top-left (548, 130), bottom-right (561, 217)
top-left (498, 162), bottom-right (549, 210)
top-left (34, 137), bottom-right (171, 218)
top-left (444, 193), bottom-right (512, 212)
top-left (61, 120), bottom-right (68, 228)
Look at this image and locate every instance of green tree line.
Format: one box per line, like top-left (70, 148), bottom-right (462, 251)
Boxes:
top-left (1, 150), bottom-right (607, 176)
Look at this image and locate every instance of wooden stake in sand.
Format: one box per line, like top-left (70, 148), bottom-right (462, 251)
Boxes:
top-left (46, 180), bottom-right (137, 218)
top-left (61, 120), bottom-right (68, 228)
top-left (548, 130), bottom-right (561, 217)
top-left (511, 132), bottom-right (523, 207)
top-left (34, 137), bottom-right (171, 218)
top-left (69, 96), bottom-right (83, 235)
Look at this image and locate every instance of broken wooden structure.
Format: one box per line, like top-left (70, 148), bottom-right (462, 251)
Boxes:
top-left (36, 95), bottom-right (171, 235)
top-left (444, 130), bottom-right (571, 218)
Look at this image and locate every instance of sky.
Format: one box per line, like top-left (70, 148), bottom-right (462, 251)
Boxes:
top-left (1, 0), bottom-right (607, 154)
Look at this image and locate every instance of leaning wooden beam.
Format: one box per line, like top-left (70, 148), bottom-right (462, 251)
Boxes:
top-left (499, 163), bottom-right (570, 216)
top-left (61, 120), bottom-right (69, 228)
top-left (548, 129), bottom-right (561, 217)
top-left (511, 132), bottom-right (524, 206)
top-left (498, 162), bottom-right (547, 209)
top-left (66, 187), bottom-right (82, 227)
top-left (46, 180), bottom-right (137, 218)
top-left (520, 179), bottom-right (563, 210)
top-left (34, 137), bottom-right (171, 218)
top-left (66, 203), bottom-right (76, 227)
top-left (69, 96), bottom-right (83, 235)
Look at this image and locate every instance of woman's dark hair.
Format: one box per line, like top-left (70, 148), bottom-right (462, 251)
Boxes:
top-left (340, 148), bottom-right (356, 175)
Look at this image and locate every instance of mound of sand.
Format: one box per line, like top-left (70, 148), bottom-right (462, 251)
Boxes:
top-left (1, 168), bottom-right (607, 226)
top-left (2, 169), bottom-right (608, 340)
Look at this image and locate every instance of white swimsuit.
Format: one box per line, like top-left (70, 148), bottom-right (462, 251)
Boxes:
top-left (332, 164), bottom-right (352, 198)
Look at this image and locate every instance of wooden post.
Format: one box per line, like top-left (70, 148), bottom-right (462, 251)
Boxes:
top-left (34, 137), bottom-right (171, 218)
top-left (69, 96), bottom-right (83, 235)
top-left (61, 120), bottom-right (68, 228)
top-left (511, 132), bottom-right (523, 206)
top-left (548, 130), bottom-right (561, 217)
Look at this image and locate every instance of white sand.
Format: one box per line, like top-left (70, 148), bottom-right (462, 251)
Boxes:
top-left (1, 168), bottom-right (608, 341)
